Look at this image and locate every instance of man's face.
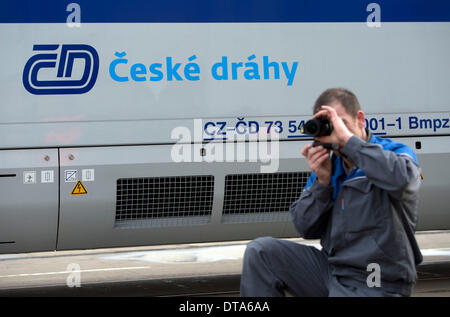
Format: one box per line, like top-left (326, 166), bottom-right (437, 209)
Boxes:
top-left (327, 101), bottom-right (366, 141)
top-left (315, 101), bottom-right (366, 160)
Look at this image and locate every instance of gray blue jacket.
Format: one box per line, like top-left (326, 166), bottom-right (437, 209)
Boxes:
top-left (290, 133), bottom-right (423, 296)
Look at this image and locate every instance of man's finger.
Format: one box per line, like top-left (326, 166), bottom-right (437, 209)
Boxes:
top-left (320, 105), bottom-right (334, 111)
top-left (301, 144), bottom-right (313, 157)
top-left (310, 152), bottom-right (330, 171)
top-left (307, 146), bottom-right (326, 161)
top-left (309, 146), bottom-right (326, 159)
top-left (315, 150), bottom-right (330, 164)
top-left (317, 152), bottom-right (331, 164)
top-left (313, 109), bottom-right (329, 119)
top-left (314, 105), bottom-right (338, 120)
top-left (309, 149), bottom-right (328, 166)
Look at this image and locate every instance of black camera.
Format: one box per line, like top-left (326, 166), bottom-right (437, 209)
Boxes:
top-left (301, 118), bottom-right (333, 137)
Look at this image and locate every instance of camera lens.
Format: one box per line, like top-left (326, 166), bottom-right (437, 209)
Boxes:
top-left (304, 120), bottom-right (319, 135)
top-left (301, 118), bottom-right (333, 137)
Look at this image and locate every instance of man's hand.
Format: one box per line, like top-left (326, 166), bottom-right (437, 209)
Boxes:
top-left (313, 105), bottom-right (353, 147)
top-left (301, 144), bottom-right (331, 186)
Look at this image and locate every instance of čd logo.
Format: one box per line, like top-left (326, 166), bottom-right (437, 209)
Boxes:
top-left (23, 44), bottom-right (99, 95)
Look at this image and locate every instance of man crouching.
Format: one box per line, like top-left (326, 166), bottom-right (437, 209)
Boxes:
top-left (240, 88), bottom-right (423, 297)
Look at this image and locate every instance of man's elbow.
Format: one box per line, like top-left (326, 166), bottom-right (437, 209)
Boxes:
top-left (290, 210), bottom-right (323, 240)
top-left (389, 166), bottom-right (422, 199)
top-left (292, 221), bottom-right (318, 239)
top-left (290, 204), bottom-right (309, 238)
top-left (387, 158), bottom-right (421, 192)
top-left (299, 228), bottom-right (322, 240)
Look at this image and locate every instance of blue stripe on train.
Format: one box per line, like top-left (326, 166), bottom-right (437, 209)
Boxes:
top-left (1, 0), bottom-right (450, 23)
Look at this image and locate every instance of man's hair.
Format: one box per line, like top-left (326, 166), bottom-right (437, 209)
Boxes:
top-left (313, 88), bottom-right (361, 117)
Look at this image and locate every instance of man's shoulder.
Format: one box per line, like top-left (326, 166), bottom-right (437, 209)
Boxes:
top-left (370, 135), bottom-right (418, 164)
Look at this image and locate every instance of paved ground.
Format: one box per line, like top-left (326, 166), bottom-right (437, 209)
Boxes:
top-left (0, 231), bottom-right (449, 296)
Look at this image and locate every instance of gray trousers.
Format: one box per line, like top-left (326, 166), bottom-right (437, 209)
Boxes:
top-left (240, 237), bottom-right (403, 297)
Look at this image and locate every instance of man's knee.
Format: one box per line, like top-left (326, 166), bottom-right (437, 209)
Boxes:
top-left (241, 237), bottom-right (285, 296)
top-left (243, 237), bottom-right (278, 265)
top-left (246, 236), bottom-right (279, 253)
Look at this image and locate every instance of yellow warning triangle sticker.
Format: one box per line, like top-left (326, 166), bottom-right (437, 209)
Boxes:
top-left (71, 181), bottom-right (88, 195)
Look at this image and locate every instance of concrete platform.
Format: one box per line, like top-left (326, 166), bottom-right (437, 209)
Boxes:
top-left (0, 231), bottom-right (449, 296)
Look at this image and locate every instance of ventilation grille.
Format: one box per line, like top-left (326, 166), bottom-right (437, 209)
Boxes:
top-left (115, 175), bottom-right (214, 226)
top-left (222, 172), bottom-right (310, 221)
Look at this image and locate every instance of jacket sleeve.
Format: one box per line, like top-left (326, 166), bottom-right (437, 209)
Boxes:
top-left (342, 136), bottom-right (422, 199)
top-left (290, 178), bottom-right (333, 239)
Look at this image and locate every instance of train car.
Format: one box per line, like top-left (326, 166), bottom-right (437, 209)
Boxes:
top-left (1, 0), bottom-right (450, 253)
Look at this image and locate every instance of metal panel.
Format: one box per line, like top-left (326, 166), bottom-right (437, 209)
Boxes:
top-left (56, 136), bottom-right (450, 251)
top-left (57, 141), bottom-right (308, 250)
top-left (222, 172), bottom-right (310, 223)
top-left (115, 175), bottom-right (215, 227)
top-left (1, 23), bottom-right (450, 148)
top-left (0, 149), bottom-right (59, 253)
top-left (404, 136), bottom-right (450, 231)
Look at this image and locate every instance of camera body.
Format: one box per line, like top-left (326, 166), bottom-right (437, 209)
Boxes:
top-left (301, 118), bottom-right (333, 137)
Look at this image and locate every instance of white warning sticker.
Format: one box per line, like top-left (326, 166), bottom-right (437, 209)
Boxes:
top-left (41, 170), bottom-right (54, 183)
top-left (65, 170), bottom-right (78, 182)
top-left (23, 171), bottom-right (36, 184)
top-left (82, 169), bottom-right (95, 182)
